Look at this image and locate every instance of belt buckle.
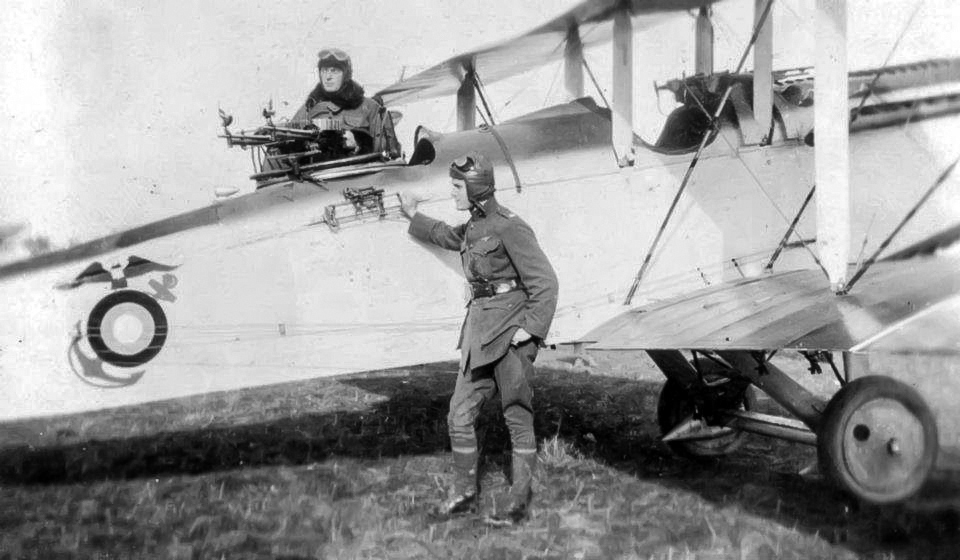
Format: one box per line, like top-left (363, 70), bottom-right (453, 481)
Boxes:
top-left (466, 282), bottom-right (488, 302)
top-left (494, 279), bottom-right (518, 295)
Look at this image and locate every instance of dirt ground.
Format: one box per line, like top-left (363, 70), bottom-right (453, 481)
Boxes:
top-left (1, 349), bottom-right (958, 559)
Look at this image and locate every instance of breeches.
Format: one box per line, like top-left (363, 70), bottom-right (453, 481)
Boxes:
top-left (448, 340), bottom-right (539, 454)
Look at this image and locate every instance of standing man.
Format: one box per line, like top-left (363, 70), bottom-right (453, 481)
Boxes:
top-left (400, 151), bottom-right (558, 525)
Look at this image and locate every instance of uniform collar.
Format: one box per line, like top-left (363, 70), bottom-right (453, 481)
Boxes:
top-left (470, 197), bottom-right (499, 219)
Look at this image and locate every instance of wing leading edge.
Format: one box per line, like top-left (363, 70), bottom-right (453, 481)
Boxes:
top-left (376, 0), bottom-right (725, 107)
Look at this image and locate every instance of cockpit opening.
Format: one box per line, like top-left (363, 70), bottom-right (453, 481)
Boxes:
top-left (408, 125), bottom-right (438, 166)
top-left (640, 81), bottom-right (737, 154)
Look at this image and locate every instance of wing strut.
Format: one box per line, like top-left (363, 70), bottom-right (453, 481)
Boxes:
top-left (565, 21), bottom-right (585, 98)
top-left (623, 0), bottom-right (775, 305)
top-left (695, 6), bottom-right (714, 75)
top-left (752, 0), bottom-right (773, 142)
top-left (612, 5), bottom-right (635, 166)
top-left (456, 61), bottom-right (477, 131)
top-left (814, 0), bottom-right (850, 291)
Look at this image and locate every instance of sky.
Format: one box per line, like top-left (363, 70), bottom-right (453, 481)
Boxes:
top-left (2, 0), bottom-right (959, 256)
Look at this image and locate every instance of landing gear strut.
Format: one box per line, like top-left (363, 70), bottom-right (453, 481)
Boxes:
top-left (656, 362), bottom-right (757, 459)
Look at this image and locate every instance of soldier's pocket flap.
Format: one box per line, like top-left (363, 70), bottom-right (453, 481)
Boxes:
top-left (481, 322), bottom-right (520, 347)
top-left (471, 237), bottom-right (501, 255)
top-left (478, 291), bottom-right (522, 310)
top-left (342, 114), bottom-right (367, 128)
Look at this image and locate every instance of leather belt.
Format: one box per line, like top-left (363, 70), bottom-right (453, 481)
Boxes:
top-left (469, 278), bottom-right (521, 299)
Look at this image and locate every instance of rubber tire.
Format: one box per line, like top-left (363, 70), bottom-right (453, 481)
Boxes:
top-left (656, 371), bottom-right (757, 459)
top-left (818, 375), bottom-right (938, 505)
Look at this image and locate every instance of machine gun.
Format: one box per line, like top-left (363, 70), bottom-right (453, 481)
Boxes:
top-left (218, 107), bottom-right (386, 187)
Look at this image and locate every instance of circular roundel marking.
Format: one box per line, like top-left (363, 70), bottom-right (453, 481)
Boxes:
top-left (87, 290), bottom-right (168, 368)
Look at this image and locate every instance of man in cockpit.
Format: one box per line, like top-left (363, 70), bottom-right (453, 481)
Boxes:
top-left (290, 47), bottom-right (401, 158)
top-left (399, 152), bottom-right (559, 526)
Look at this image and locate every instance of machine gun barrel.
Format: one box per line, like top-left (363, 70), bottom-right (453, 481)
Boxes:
top-left (219, 134), bottom-right (275, 147)
top-left (263, 126), bottom-right (323, 140)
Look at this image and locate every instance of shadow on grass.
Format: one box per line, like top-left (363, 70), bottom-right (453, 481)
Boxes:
top-left (0, 362), bottom-right (957, 558)
top-left (0, 365), bottom-right (457, 485)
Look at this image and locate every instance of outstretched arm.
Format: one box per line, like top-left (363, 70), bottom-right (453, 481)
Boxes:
top-left (400, 193), bottom-right (465, 251)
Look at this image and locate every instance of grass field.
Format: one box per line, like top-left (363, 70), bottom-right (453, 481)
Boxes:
top-left (1, 350), bottom-right (958, 559)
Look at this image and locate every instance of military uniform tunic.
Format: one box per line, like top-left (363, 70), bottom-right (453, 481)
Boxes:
top-left (291, 96), bottom-right (401, 156)
top-left (408, 198), bottom-right (558, 458)
top-left (408, 198), bottom-right (558, 371)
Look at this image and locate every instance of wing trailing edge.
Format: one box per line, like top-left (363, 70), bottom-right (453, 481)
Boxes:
top-left (376, 0), bottom-right (726, 107)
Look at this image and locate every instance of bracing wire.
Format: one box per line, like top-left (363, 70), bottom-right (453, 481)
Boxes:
top-left (850, 0), bottom-right (926, 125)
top-left (841, 152), bottom-right (960, 294)
top-left (581, 54), bottom-right (620, 163)
top-left (623, 0), bottom-right (776, 305)
top-left (678, 77), bottom-right (828, 277)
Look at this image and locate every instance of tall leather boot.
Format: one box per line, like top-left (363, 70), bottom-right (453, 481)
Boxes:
top-left (434, 449), bottom-right (478, 518)
top-left (487, 450), bottom-right (536, 526)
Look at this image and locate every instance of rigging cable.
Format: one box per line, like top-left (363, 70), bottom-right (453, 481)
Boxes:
top-left (473, 71), bottom-right (523, 191)
top-left (840, 152), bottom-right (960, 294)
top-left (581, 54), bottom-right (621, 163)
top-left (765, 184), bottom-right (817, 271)
top-left (624, 0), bottom-right (775, 305)
top-left (472, 71), bottom-right (498, 126)
top-left (678, 77), bottom-right (828, 278)
top-left (850, 0), bottom-right (926, 125)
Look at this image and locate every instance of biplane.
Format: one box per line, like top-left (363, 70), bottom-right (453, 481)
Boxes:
top-left (1, 0), bottom-right (959, 507)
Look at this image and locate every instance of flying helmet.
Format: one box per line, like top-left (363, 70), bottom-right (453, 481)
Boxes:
top-left (449, 151), bottom-right (495, 202)
top-left (317, 47), bottom-right (353, 83)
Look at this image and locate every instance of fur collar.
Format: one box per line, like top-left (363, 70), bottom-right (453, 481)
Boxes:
top-left (305, 79), bottom-right (366, 111)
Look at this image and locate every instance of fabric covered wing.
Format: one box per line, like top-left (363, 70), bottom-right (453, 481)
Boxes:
top-left (583, 256), bottom-right (960, 354)
top-left (376, 0), bottom-right (725, 107)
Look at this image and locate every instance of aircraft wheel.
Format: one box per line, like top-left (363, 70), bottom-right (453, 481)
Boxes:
top-left (656, 373), bottom-right (757, 459)
top-left (87, 290), bottom-right (168, 368)
top-left (818, 376), bottom-right (938, 505)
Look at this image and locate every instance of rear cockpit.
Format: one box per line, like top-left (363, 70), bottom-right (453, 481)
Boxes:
top-left (645, 70), bottom-right (813, 154)
top-left (647, 58), bottom-right (960, 153)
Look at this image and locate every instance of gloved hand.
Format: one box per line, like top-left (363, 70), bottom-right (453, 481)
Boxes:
top-left (343, 130), bottom-right (359, 153)
top-left (399, 192), bottom-right (426, 219)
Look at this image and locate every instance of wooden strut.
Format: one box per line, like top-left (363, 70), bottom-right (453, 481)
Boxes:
top-left (623, 0), bottom-right (775, 306)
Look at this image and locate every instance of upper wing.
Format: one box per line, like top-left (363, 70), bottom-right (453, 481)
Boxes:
top-left (581, 254), bottom-right (960, 354)
top-left (375, 0), bottom-right (725, 107)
